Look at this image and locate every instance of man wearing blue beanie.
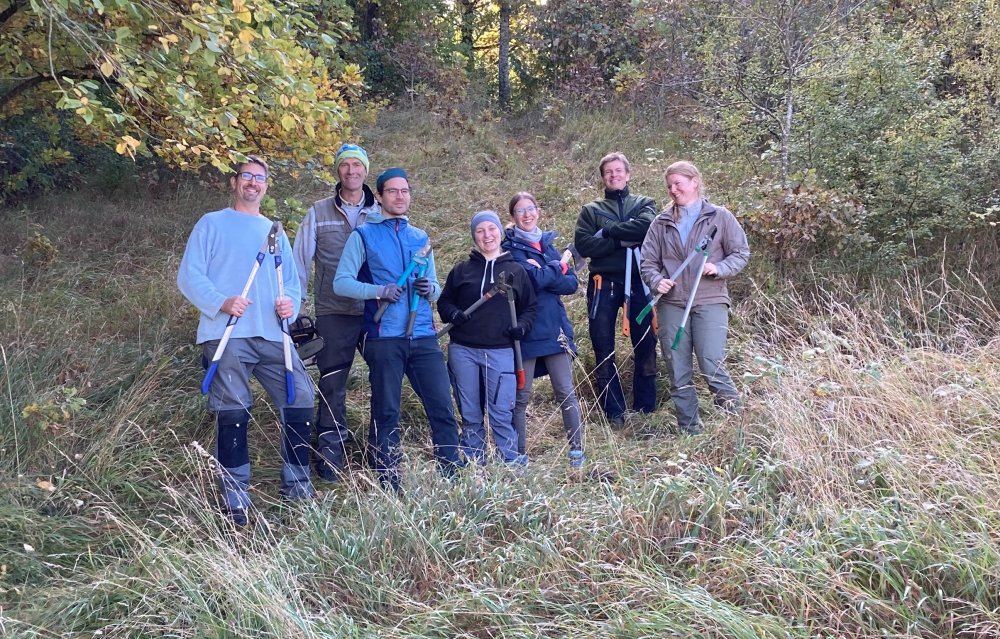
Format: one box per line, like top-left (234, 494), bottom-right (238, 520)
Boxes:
top-left (334, 168), bottom-right (462, 490)
top-left (293, 142), bottom-right (378, 481)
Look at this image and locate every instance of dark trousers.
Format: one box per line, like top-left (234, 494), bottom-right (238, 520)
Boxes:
top-left (586, 274), bottom-right (657, 418)
top-left (314, 314), bottom-right (364, 467)
top-left (362, 337), bottom-right (463, 489)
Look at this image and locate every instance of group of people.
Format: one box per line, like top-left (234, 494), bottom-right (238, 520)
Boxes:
top-left (177, 144), bottom-right (749, 525)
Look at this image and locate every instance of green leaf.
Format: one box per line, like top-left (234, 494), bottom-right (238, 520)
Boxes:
top-left (188, 35), bottom-right (202, 54)
top-left (280, 114), bottom-right (296, 131)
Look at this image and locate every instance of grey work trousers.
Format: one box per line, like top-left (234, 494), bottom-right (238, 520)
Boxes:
top-left (657, 303), bottom-right (740, 432)
top-left (513, 352), bottom-right (583, 454)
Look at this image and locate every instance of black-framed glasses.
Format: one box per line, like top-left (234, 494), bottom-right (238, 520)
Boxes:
top-left (513, 205), bottom-right (537, 216)
top-left (383, 187), bottom-right (412, 196)
top-left (237, 172), bottom-right (268, 183)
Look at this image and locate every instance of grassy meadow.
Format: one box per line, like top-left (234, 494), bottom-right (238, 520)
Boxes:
top-left (2, 107), bottom-right (999, 638)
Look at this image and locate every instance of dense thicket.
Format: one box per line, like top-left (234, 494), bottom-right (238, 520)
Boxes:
top-left (3, 0), bottom-right (998, 266)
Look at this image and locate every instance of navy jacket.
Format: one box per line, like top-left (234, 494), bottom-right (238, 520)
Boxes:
top-left (502, 228), bottom-right (578, 361)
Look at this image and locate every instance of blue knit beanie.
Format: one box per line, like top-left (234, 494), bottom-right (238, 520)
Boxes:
top-left (376, 167), bottom-right (409, 193)
top-left (470, 210), bottom-right (503, 240)
top-left (334, 143), bottom-right (369, 172)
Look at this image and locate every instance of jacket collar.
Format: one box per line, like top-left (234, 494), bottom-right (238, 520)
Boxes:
top-left (335, 182), bottom-right (377, 209)
top-left (604, 185), bottom-right (631, 200)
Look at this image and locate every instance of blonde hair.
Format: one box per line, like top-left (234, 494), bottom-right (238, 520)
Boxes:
top-left (664, 161), bottom-right (704, 197)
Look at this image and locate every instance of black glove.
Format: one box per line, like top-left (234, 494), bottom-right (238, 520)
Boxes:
top-left (414, 276), bottom-right (433, 297)
top-left (449, 308), bottom-right (471, 326)
top-left (378, 283), bottom-right (403, 302)
top-left (505, 324), bottom-right (528, 340)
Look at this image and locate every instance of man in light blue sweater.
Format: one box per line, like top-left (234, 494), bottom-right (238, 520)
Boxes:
top-left (178, 156), bottom-right (316, 527)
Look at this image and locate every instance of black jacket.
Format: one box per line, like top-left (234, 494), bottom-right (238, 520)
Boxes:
top-left (438, 251), bottom-right (537, 349)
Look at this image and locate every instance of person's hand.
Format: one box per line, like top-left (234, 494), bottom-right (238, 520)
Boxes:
top-left (449, 308), bottom-right (471, 326)
top-left (655, 279), bottom-right (675, 294)
top-left (703, 263), bottom-right (719, 277)
top-left (526, 258), bottom-right (542, 268)
top-left (378, 283), bottom-right (403, 302)
top-left (274, 296), bottom-right (294, 319)
top-left (222, 296), bottom-right (252, 317)
top-left (505, 324), bottom-right (527, 340)
top-left (414, 276), bottom-right (433, 298)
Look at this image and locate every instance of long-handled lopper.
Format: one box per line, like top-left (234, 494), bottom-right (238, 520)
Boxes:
top-left (436, 283), bottom-right (502, 338)
top-left (372, 242), bottom-right (432, 323)
top-left (636, 226), bottom-right (718, 325)
top-left (497, 271), bottom-right (526, 390)
top-left (622, 247), bottom-right (635, 336)
top-left (268, 223), bottom-right (296, 404)
top-left (671, 226), bottom-right (719, 351)
top-left (632, 246), bottom-right (658, 332)
top-left (201, 222), bottom-right (278, 395)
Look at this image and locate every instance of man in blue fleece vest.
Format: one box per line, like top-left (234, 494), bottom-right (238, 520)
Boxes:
top-left (177, 156), bottom-right (316, 527)
top-left (333, 167), bottom-right (462, 490)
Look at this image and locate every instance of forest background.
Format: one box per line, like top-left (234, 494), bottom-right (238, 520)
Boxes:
top-left (2, 0), bottom-right (999, 636)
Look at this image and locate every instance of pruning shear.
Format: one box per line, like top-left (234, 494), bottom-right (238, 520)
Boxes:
top-left (373, 242), bottom-right (432, 323)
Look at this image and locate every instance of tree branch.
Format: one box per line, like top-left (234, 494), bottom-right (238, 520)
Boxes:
top-left (0, 70), bottom-right (99, 110)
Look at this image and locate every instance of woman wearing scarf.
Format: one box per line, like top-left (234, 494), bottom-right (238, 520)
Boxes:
top-left (501, 193), bottom-right (586, 468)
top-left (438, 211), bottom-right (537, 466)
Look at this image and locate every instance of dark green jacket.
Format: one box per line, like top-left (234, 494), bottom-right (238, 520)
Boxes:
top-left (573, 187), bottom-right (657, 278)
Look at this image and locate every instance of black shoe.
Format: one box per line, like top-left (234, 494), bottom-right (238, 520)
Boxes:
top-left (225, 508), bottom-right (248, 528)
top-left (608, 415), bottom-right (626, 429)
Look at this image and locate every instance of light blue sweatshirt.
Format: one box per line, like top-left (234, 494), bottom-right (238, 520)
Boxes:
top-left (177, 208), bottom-right (301, 344)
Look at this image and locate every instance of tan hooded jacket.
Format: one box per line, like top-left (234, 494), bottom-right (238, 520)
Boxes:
top-left (639, 200), bottom-right (750, 308)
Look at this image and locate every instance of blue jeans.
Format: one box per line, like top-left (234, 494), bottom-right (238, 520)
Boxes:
top-left (447, 343), bottom-right (519, 464)
top-left (362, 337), bottom-right (463, 489)
top-left (586, 274), bottom-right (657, 417)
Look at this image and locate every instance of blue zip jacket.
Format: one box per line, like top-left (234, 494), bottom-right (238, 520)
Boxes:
top-left (501, 228), bottom-right (578, 361)
top-left (333, 211), bottom-right (440, 339)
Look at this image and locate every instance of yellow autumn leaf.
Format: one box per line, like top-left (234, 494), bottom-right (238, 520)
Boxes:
top-left (279, 94), bottom-right (289, 107)
top-left (238, 29), bottom-right (255, 44)
top-left (99, 60), bottom-right (114, 76)
top-left (280, 114), bottom-right (296, 131)
top-left (35, 479), bottom-right (55, 492)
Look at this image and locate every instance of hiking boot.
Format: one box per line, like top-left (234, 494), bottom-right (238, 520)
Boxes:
top-left (568, 449), bottom-right (585, 469)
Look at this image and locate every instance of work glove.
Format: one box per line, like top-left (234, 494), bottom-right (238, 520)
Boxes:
top-left (413, 276), bottom-right (433, 298)
top-left (378, 283), bottom-right (403, 302)
top-left (505, 324), bottom-right (528, 341)
top-left (449, 308), bottom-right (471, 326)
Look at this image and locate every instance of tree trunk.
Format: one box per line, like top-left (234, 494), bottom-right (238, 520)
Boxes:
top-left (460, 0), bottom-right (477, 75)
top-left (498, 0), bottom-right (511, 111)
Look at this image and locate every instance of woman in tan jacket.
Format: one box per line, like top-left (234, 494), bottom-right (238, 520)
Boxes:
top-left (640, 161), bottom-right (750, 434)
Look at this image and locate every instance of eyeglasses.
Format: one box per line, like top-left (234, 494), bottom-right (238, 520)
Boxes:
top-left (237, 172), bottom-right (267, 183)
top-left (513, 205), bottom-right (537, 216)
top-left (383, 187), bottom-right (412, 196)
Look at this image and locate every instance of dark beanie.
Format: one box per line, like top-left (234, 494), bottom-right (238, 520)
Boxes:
top-left (376, 167), bottom-right (408, 192)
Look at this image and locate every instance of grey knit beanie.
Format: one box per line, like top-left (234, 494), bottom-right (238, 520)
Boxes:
top-left (470, 210), bottom-right (503, 240)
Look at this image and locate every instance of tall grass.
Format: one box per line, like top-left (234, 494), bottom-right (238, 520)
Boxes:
top-left (2, 108), bottom-right (999, 637)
